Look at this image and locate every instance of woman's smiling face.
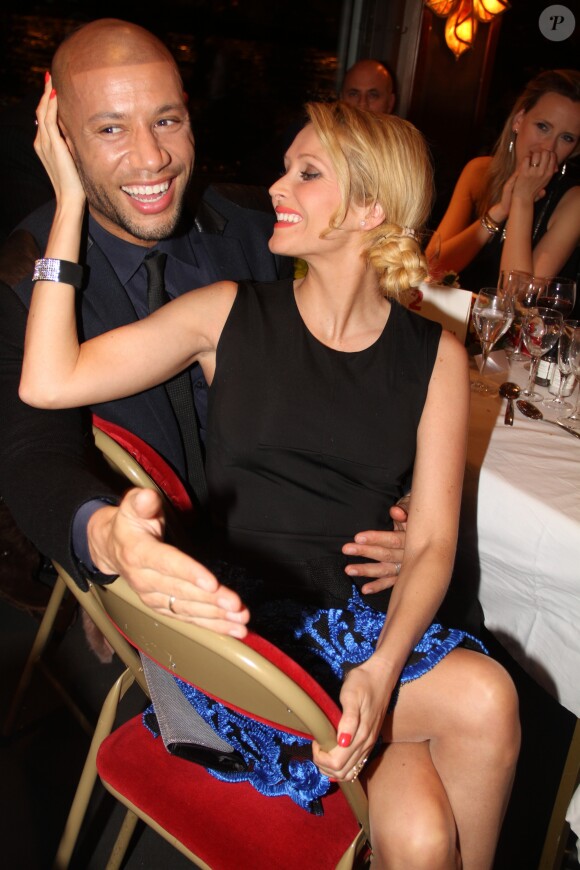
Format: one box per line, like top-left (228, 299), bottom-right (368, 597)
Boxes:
top-left (268, 124), bottom-right (363, 260)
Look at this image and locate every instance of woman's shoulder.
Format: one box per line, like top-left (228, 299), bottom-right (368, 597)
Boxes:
top-left (223, 277), bottom-right (294, 321)
top-left (466, 155), bottom-right (492, 171)
top-left (459, 155), bottom-right (492, 187)
top-left (558, 183), bottom-right (580, 207)
top-left (394, 299), bottom-right (443, 343)
top-left (534, 164), bottom-right (580, 235)
top-left (445, 156), bottom-right (491, 208)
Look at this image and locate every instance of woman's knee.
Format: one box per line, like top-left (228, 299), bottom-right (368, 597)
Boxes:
top-left (371, 802), bottom-right (457, 870)
top-left (367, 745), bottom-right (458, 870)
top-left (455, 654), bottom-right (521, 758)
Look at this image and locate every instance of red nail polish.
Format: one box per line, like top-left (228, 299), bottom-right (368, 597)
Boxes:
top-left (50, 88), bottom-right (56, 100)
top-left (45, 70), bottom-right (50, 84)
top-left (338, 732), bottom-right (352, 748)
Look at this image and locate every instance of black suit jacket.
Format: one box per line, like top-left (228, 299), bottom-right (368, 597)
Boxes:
top-left (0, 183), bottom-right (292, 587)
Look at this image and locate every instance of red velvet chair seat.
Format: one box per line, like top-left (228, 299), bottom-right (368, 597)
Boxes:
top-left (97, 717), bottom-right (362, 869)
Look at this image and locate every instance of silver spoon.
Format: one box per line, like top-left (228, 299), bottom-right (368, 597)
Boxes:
top-left (516, 400), bottom-right (580, 439)
top-left (499, 382), bottom-right (520, 426)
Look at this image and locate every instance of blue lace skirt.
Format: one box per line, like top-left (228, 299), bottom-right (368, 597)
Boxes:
top-left (143, 570), bottom-right (487, 814)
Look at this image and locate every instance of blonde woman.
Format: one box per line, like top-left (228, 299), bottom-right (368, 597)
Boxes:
top-left (22, 84), bottom-right (519, 869)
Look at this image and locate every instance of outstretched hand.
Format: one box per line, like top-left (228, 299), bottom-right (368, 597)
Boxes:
top-left (34, 73), bottom-right (85, 207)
top-left (342, 500), bottom-right (408, 594)
top-left (87, 488), bottom-right (250, 637)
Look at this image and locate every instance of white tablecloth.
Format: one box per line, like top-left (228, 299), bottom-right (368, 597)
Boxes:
top-left (464, 353), bottom-right (580, 716)
top-left (461, 352), bottom-right (580, 838)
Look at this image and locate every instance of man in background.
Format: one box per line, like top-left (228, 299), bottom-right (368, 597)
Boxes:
top-left (340, 59), bottom-right (396, 115)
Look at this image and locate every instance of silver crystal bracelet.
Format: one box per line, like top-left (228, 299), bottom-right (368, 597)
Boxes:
top-left (32, 258), bottom-right (85, 289)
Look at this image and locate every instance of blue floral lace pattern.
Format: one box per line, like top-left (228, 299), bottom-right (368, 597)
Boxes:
top-left (143, 584), bottom-right (487, 814)
top-left (173, 681), bottom-right (330, 814)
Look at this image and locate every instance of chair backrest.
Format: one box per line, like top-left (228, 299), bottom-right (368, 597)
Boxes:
top-left (92, 415), bottom-right (193, 512)
top-left (51, 562), bottom-right (149, 696)
top-left (91, 416), bottom-right (194, 550)
top-left (89, 574), bottom-right (370, 831)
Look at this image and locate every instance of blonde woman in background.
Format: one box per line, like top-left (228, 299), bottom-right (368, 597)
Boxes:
top-left (429, 69), bottom-right (580, 311)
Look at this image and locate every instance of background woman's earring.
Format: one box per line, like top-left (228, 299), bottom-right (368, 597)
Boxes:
top-left (560, 162), bottom-right (567, 177)
top-left (508, 130), bottom-right (516, 154)
top-left (360, 220), bottom-right (366, 227)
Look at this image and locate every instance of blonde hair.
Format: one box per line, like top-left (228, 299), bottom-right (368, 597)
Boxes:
top-left (480, 69), bottom-right (580, 216)
top-left (305, 101), bottom-right (434, 300)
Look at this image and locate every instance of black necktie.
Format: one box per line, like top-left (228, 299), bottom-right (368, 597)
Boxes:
top-left (144, 251), bottom-right (208, 511)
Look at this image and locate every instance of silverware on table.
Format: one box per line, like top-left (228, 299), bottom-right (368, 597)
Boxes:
top-left (499, 382), bottom-right (520, 426)
top-left (516, 400), bottom-right (580, 439)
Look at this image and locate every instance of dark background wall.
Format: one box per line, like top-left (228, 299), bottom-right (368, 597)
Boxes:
top-left (0, 1), bottom-right (578, 226)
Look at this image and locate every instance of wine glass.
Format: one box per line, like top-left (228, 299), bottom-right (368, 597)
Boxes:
top-left (557, 325), bottom-right (580, 430)
top-left (497, 270), bottom-right (535, 361)
top-left (542, 319), bottom-right (579, 411)
top-left (536, 276), bottom-right (577, 319)
top-left (519, 307), bottom-right (563, 401)
top-left (471, 287), bottom-right (514, 397)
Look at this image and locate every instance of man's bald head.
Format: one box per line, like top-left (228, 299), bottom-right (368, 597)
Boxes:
top-left (52, 19), bottom-right (181, 126)
top-left (46, 18), bottom-right (194, 245)
top-left (341, 60), bottom-right (395, 115)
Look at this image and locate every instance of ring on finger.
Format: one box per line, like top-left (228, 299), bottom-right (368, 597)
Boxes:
top-left (530, 160), bottom-right (540, 167)
top-left (168, 594), bottom-right (177, 614)
top-left (394, 562), bottom-right (402, 575)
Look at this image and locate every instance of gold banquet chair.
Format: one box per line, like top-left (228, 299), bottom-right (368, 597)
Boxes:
top-left (54, 574), bottom-right (372, 870)
top-left (2, 418), bottom-right (193, 737)
top-left (539, 716), bottom-right (580, 870)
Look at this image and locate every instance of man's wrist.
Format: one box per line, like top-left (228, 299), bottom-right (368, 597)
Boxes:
top-left (86, 503), bottom-right (123, 576)
top-left (73, 498), bottom-right (119, 580)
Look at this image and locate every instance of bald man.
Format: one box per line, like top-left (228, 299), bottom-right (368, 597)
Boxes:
top-left (341, 59), bottom-right (396, 115)
top-left (0, 19), bottom-right (407, 629)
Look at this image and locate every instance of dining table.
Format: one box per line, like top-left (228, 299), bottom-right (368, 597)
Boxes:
top-left (459, 349), bottom-right (580, 843)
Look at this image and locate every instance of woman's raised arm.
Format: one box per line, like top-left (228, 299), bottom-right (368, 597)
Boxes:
top-left (20, 77), bottom-right (235, 410)
top-left (500, 151), bottom-right (579, 277)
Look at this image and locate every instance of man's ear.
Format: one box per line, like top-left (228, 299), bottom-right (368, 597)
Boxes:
top-left (58, 120), bottom-right (76, 159)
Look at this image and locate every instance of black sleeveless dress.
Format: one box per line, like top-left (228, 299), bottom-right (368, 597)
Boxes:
top-left (146, 279), bottom-right (486, 812)
top-left (206, 278), bottom-right (439, 611)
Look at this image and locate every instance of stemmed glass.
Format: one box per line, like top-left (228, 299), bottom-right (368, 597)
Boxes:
top-left (471, 287), bottom-right (514, 397)
top-left (497, 270), bottom-right (535, 361)
top-left (519, 307), bottom-right (563, 401)
top-left (542, 319), bottom-right (579, 412)
top-left (557, 325), bottom-right (580, 430)
top-left (536, 276), bottom-right (577, 319)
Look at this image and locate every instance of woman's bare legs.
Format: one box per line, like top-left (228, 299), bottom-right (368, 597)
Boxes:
top-left (366, 741), bottom-right (459, 869)
top-left (367, 648), bottom-right (520, 870)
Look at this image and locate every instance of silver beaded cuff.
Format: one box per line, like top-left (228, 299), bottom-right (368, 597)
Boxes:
top-left (32, 258), bottom-right (84, 289)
